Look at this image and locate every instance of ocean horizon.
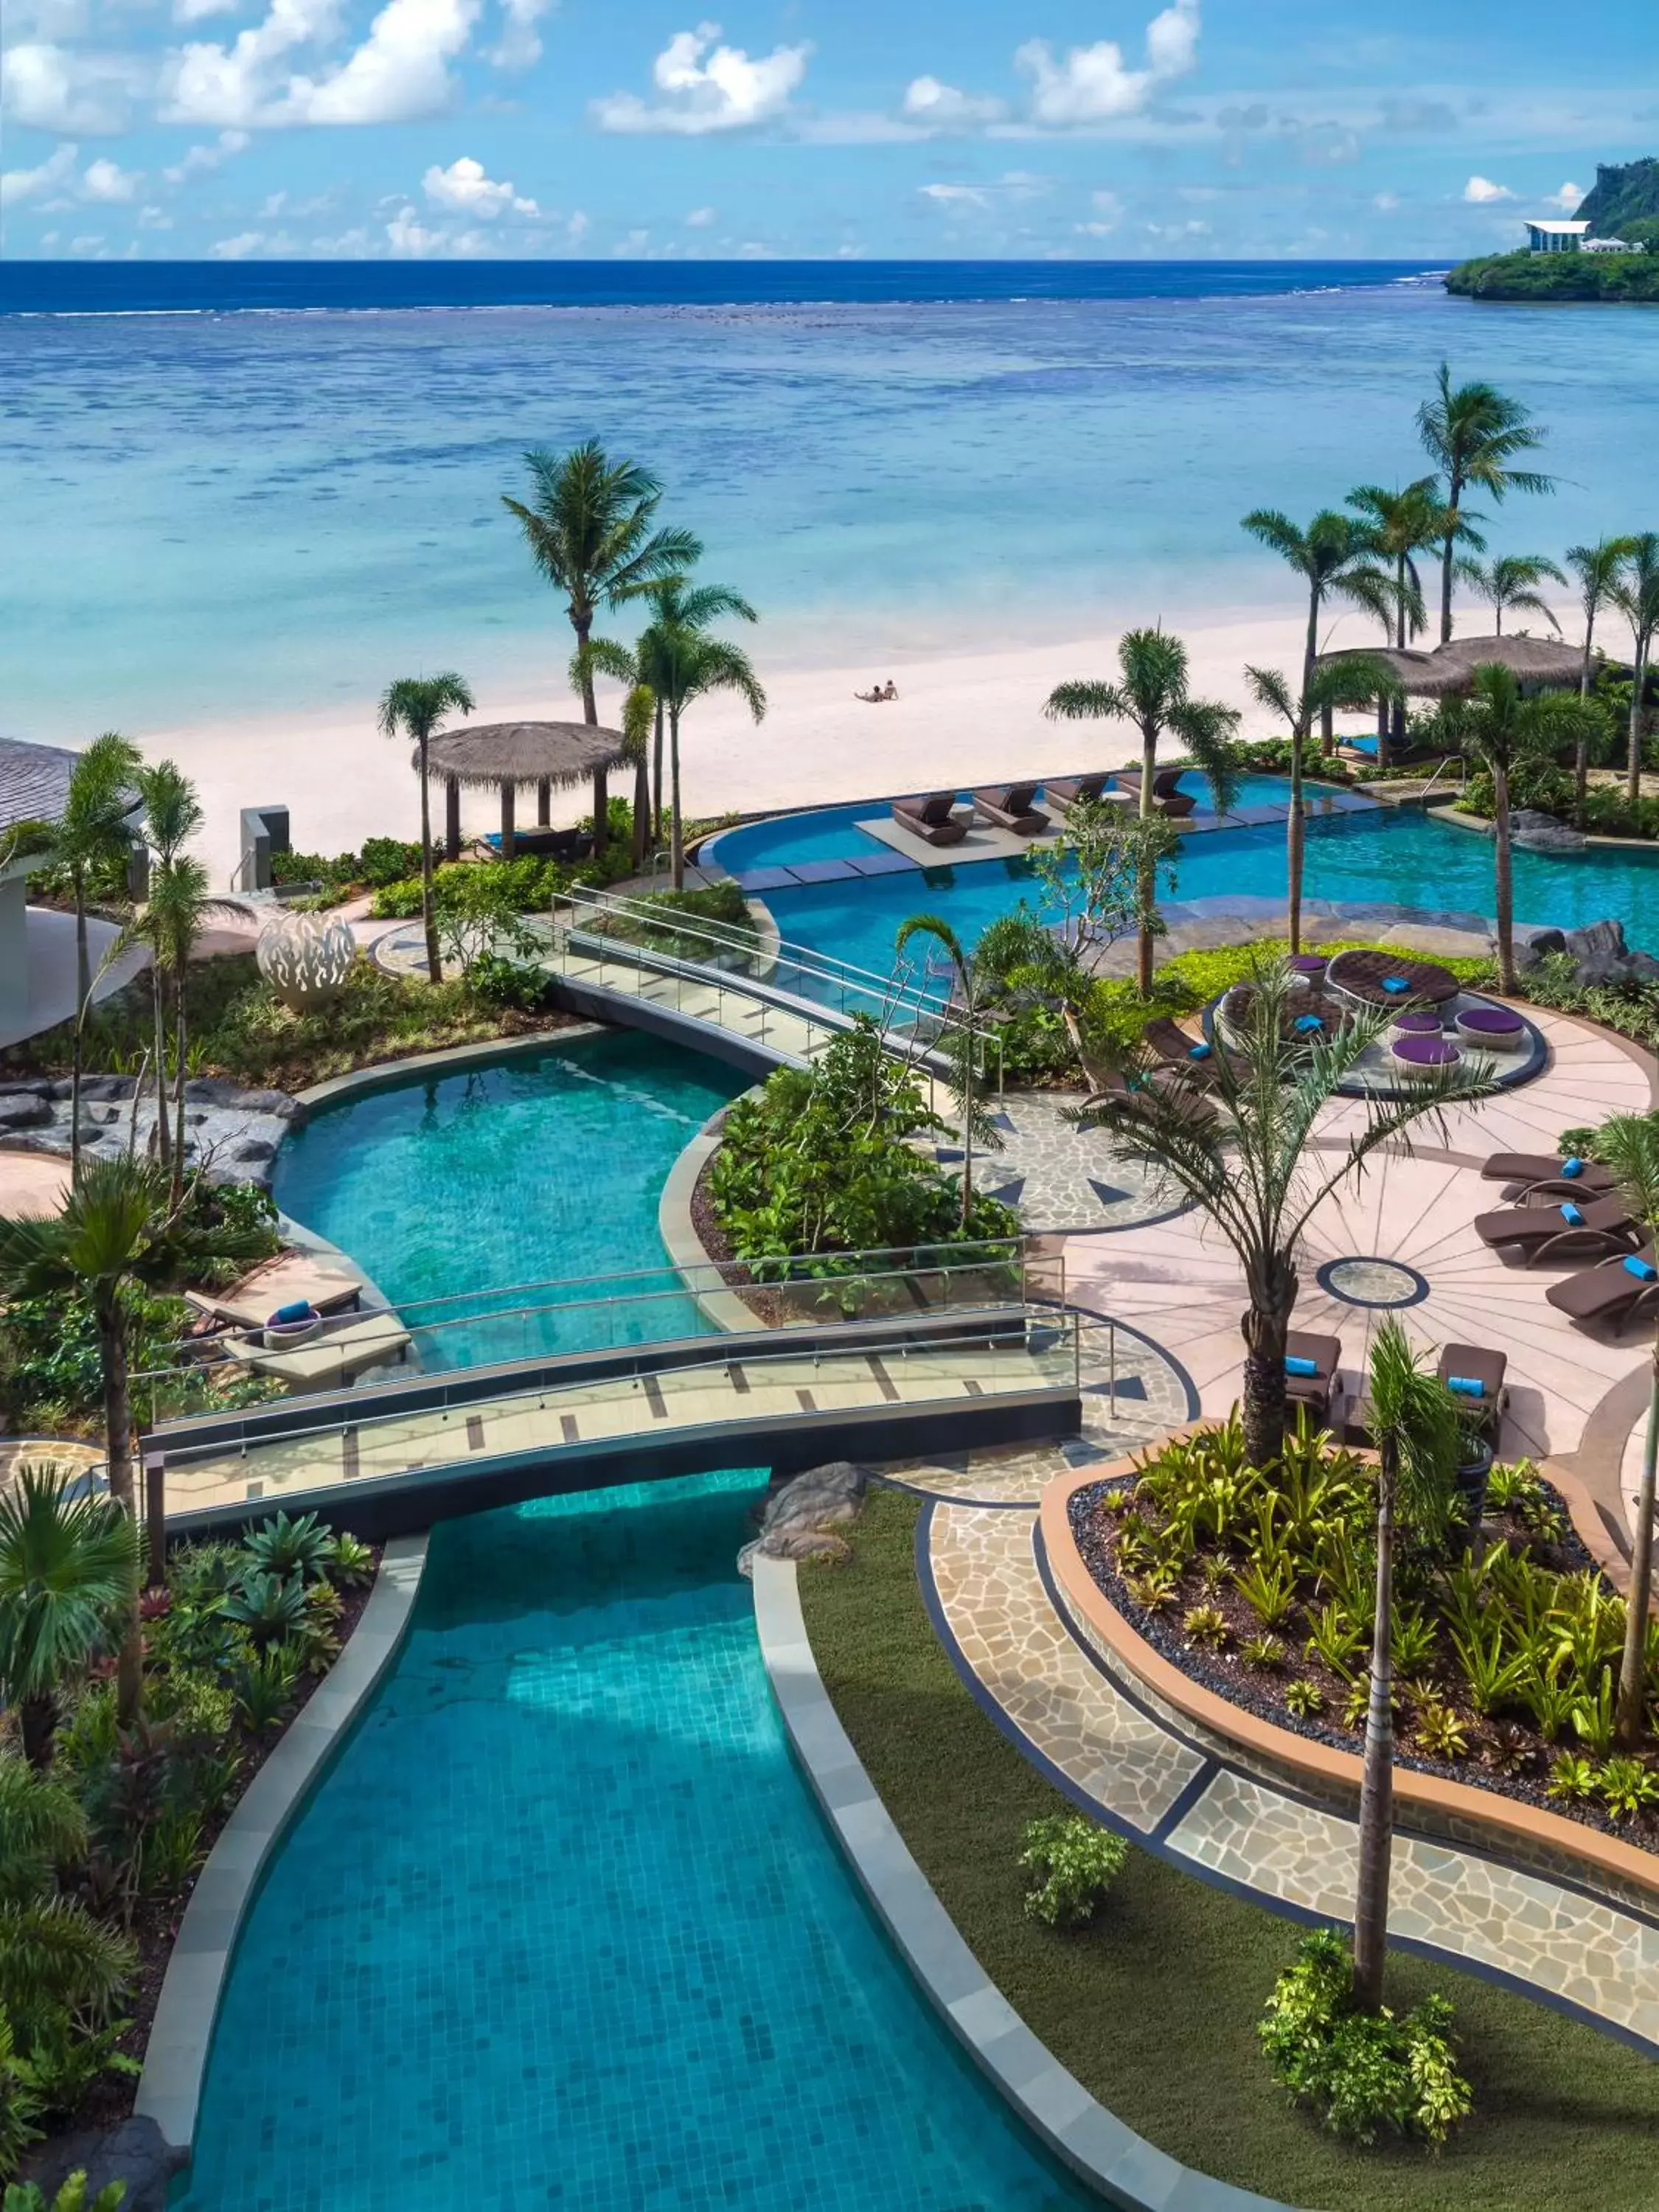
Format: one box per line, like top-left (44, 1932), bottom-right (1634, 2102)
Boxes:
top-left (1, 258), bottom-right (1653, 747)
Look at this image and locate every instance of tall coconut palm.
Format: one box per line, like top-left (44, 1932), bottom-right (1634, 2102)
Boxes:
top-left (378, 673), bottom-right (474, 986)
top-left (1565, 536), bottom-right (1636, 821)
top-left (1416, 364), bottom-right (1553, 642)
top-left (1043, 628), bottom-right (1240, 995)
top-left (0, 1467), bottom-right (140, 1768)
top-left (133, 762), bottom-right (201, 1180)
top-left (503, 442), bottom-right (700, 862)
top-left (1454, 552), bottom-right (1568, 635)
top-left (1351, 1321), bottom-right (1461, 2013)
top-left (1345, 478), bottom-right (1442, 650)
top-left (1440, 664), bottom-right (1601, 993)
top-left (621, 681), bottom-right (657, 869)
top-left (1245, 655), bottom-right (1400, 950)
top-left (145, 855), bottom-right (245, 1204)
top-left (635, 583), bottom-right (766, 891)
top-left (1610, 533), bottom-right (1659, 807)
top-left (0, 1159), bottom-right (267, 1725)
top-left (1077, 961), bottom-right (1491, 1472)
top-left (893, 914), bottom-right (1002, 1229)
top-left (1239, 508), bottom-right (1397, 771)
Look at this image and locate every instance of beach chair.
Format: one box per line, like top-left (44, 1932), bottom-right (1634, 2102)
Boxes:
top-left (1043, 773), bottom-right (1109, 810)
top-left (1283, 1332), bottom-right (1343, 1428)
top-left (1546, 1253), bottom-right (1659, 1334)
top-left (1473, 1195), bottom-right (1639, 1267)
top-left (891, 793), bottom-right (968, 847)
top-left (1116, 767), bottom-right (1197, 819)
top-left (1481, 1150), bottom-right (1615, 1200)
top-left (1436, 1344), bottom-right (1509, 1442)
top-left (973, 783), bottom-right (1049, 835)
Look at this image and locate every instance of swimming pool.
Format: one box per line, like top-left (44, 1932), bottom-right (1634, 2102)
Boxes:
top-left (175, 1473), bottom-right (1095, 2211)
top-left (271, 1030), bottom-right (746, 1366)
top-left (735, 805), bottom-right (1659, 980)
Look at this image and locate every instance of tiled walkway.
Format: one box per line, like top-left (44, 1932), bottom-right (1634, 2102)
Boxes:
top-left (922, 1495), bottom-right (1659, 2051)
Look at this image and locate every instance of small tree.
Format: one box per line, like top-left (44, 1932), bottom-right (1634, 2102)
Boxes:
top-left (1590, 1113), bottom-right (1659, 1750)
top-left (1239, 509), bottom-right (1396, 763)
top-left (1610, 533), bottom-right (1659, 807)
top-left (893, 914), bottom-right (1003, 1230)
top-left (1453, 552), bottom-right (1567, 635)
top-left (378, 673), bottom-right (475, 986)
top-left (1564, 536), bottom-right (1637, 822)
top-left (1416, 364), bottom-right (1553, 642)
top-left (1043, 627), bottom-right (1240, 995)
top-left (1351, 1321), bottom-right (1461, 2013)
top-left (0, 1467), bottom-right (140, 1768)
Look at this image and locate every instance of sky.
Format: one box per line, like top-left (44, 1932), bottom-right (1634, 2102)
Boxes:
top-left (0, 0), bottom-right (1655, 260)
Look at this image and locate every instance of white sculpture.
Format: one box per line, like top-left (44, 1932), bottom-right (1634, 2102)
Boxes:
top-left (256, 911), bottom-right (357, 1011)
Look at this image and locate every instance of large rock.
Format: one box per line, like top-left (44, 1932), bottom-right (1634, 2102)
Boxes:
top-left (737, 1461), bottom-right (868, 1576)
top-left (183, 1077), bottom-right (301, 1120)
top-left (1510, 809), bottom-right (1585, 855)
top-left (21, 2116), bottom-right (187, 2212)
top-left (0, 1093), bottom-right (52, 1128)
top-left (1566, 918), bottom-right (1628, 962)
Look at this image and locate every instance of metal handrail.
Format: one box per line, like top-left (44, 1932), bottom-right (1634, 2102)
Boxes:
top-left (1416, 752), bottom-right (1466, 809)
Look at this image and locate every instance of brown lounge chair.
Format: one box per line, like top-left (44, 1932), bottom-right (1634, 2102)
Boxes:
top-left (1079, 1062), bottom-right (1217, 1128)
top-left (891, 793), bottom-right (968, 847)
top-left (1284, 1331), bottom-right (1342, 1427)
top-left (1116, 766), bottom-right (1196, 819)
top-left (1324, 946), bottom-right (1461, 1010)
top-left (1473, 1195), bottom-right (1638, 1268)
top-left (1437, 1344), bottom-right (1509, 1441)
top-left (1547, 1253), bottom-right (1659, 1333)
top-left (1481, 1150), bottom-right (1615, 1200)
top-left (973, 783), bottom-right (1049, 835)
top-left (1043, 773), bottom-right (1109, 810)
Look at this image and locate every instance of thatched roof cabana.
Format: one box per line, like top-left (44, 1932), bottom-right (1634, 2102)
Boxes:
top-left (1318, 633), bottom-right (1586, 701)
top-left (425, 720), bottom-right (627, 860)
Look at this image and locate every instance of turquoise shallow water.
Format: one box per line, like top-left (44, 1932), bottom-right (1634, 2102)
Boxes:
top-left (174, 1473), bottom-right (1093, 2212)
top-left (270, 1030), bottom-right (744, 1365)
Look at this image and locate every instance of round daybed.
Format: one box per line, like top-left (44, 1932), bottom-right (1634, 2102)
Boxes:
top-left (1325, 947), bottom-right (1461, 1011)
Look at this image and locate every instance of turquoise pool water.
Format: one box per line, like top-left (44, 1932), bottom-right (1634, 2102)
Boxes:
top-left (748, 805), bottom-right (1659, 977)
top-left (174, 1473), bottom-right (1094, 2211)
top-left (271, 1030), bottom-right (745, 1366)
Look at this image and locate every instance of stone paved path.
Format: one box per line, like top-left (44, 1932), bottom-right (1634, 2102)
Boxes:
top-left (920, 1493), bottom-right (1659, 2051)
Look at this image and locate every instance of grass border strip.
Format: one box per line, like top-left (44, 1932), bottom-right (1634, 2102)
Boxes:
top-left (752, 1553), bottom-right (1293, 2212)
top-left (133, 1533), bottom-right (429, 2159)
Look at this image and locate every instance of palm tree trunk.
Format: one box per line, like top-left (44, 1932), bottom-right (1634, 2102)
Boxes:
top-left (1396, 554), bottom-right (1408, 651)
top-left (172, 987), bottom-right (189, 1206)
top-left (1439, 490), bottom-right (1459, 644)
top-left (1240, 1294), bottom-right (1291, 1475)
top-left (574, 611), bottom-right (607, 863)
top-left (669, 703), bottom-right (686, 893)
top-left (1352, 1449), bottom-right (1397, 2013)
top-left (631, 746), bottom-right (650, 870)
top-left (1135, 726), bottom-right (1156, 996)
top-left (1286, 736), bottom-right (1305, 956)
top-left (151, 965), bottom-right (171, 1175)
top-left (418, 734), bottom-right (442, 986)
top-left (70, 874), bottom-right (88, 1184)
top-left (1493, 757), bottom-right (1516, 995)
top-left (1615, 1338), bottom-right (1658, 1750)
top-left (652, 699), bottom-right (666, 843)
top-left (1628, 639), bottom-right (1648, 808)
top-left (96, 1291), bottom-right (143, 1727)
top-left (20, 1691), bottom-right (57, 1771)
top-left (1576, 617), bottom-right (1596, 827)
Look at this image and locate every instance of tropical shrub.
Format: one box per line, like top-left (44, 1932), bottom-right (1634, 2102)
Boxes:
top-left (3, 2171), bottom-right (128, 2210)
top-left (1018, 1815), bottom-right (1128, 1928)
top-left (1259, 1928), bottom-right (1472, 2149)
top-left (241, 1512), bottom-right (333, 1586)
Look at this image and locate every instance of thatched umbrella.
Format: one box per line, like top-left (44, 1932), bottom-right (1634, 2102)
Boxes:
top-left (1318, 633), bottom-right (1585, 705)
top-left (425, 720), bottom-right (627, 860)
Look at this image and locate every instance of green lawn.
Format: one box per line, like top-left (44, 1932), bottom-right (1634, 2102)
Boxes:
top-left (797, 1486), bottom-right (1659, 2212)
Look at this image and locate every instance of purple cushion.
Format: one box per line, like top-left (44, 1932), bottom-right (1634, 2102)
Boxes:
top-left (1391, 1035), bottom-right (1461, 1066)
top-left (1392, 1010), bottom-right (1442, 1035)
top-left (1289, 955), bottom-right (1326, 977)
top-left (1458, 1006), bottom-right (1526, 1035)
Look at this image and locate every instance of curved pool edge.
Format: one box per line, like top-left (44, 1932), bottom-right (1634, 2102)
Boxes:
top-left (656, 1089), bottom-right (771, 1336)
top-left (751, 1555), bottom-right (1295, 2212)
top-left (135, 1534), bottom-right (430, 2163)
top-left (289, 1020), bottom-right (611, 1116)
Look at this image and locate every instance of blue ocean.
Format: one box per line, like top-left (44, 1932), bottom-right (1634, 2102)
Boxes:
top-left (1, 260), bottom-right (1654, 741)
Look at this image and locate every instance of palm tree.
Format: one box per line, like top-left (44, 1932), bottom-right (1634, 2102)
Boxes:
top-left (1346, 478), bottom-right (1441, 650)
top-left (1351, 1321), bottom-right (1461, 2013)
top-left (1077, 961), bottom-right (1491, 1472)
top-left (621, 681), bottom-right (657, 869)
top-left (145, 855), bottom-right (248, 1205)
top-left (1240, 509), bottom-right (1397, 766)
top-left (639, 584), bottom-right (766, 891)
top-left (893, 915), bottom-right (1002, 1228)
top-left (503, 442), bottom-right (701, 862)
top-left (0, 1159), bottom-right (268, 1725)
top-left (1043, 628), bottom-right (1240, 994)
top-left (0, 1467), bottom-right (139, 1767)
top-left (1445, 664), bottom-right (1605, 992)
top-left (1245, 655), bottom-right (1400, 950)
top-left (1454, 552), bottom-right (1568, 635)
top-left (1610, 534), bottom-right (1659, 807)
top-left (133, 761), bottom-right (208, 1180)
top-left (1565, 537), bottom-right (1635, 821)
top-left (378, 674), bottom-right (474, 986)
top-left (1416, 364), bottom-right (1553, 642)
top-left (0, 1759), bottom-right (136, 2066)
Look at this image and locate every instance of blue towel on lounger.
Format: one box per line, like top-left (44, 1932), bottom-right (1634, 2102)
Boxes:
top-left (1446, 1375), bottom-right (1485, 1398)
top-left (1624, 1256), bottom-right (1658, 1281)
top-left (1284, 1354), bottom-right (1318, 1377)
top-left (1559, 1203), bottom-right (1584, 1226)
top-left (1560, 1156), bottom-right (1585, 1179)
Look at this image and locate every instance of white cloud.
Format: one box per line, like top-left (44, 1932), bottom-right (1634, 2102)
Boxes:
top-left (593, 22), bottom-right (809, 136)
top-left (0, 139), bottom-right (77, 207)
top-left (919, 181), bottom-right (990, 209)
top-left (209, 228), bottom-right (268, 256)
top-left (386, 202), bottom-right (445, 252)
top-left (174, 0), bottom-right (240, 21)
top-left (1147, 217), bottom-right (1209, 238)
top-left (0, 42), bottom-right (141, 132)
top-left (164, 0), bottom-right (479, 128)
top-left (684, 204), bottom-right (715, 226)
top-left (1463, 174), bottom-right (1514, 203)
top-left (68, 230), bottom-right (105, 253)
top-left (138, 202), bottom-right (173, 226)
top-left (565, 208), bottom-right (588, 239)
top-left (422, 153), bottom-right (537, 215)
top-left (1373, 190), bottom-right (1400, 212)
top-left (163, 128), bottom-right (249, 181)
top-left (1015, 0), bottom-right (1200, 128)
top-left (1076, 187), bottom-right (1122, 235)
top-left (485, 0), bottom-right (547, 69)
top-left (1543, 178), bottom-right (1583, 211)
top-left (901, 74), bottom-right (1004, 128)
top-left (81, 154), bottom-right (139, 200)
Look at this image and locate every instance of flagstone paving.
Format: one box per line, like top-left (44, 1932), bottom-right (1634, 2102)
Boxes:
top-left (917, 1494), bottom-right (1659, 2051)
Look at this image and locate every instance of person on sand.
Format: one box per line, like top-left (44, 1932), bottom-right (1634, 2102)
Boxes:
top-left (855, 680), bottom-right (886, 703)
top-left (882, 679), bottom-right (898, 700)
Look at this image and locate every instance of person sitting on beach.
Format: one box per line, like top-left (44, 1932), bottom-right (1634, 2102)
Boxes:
top-left (855, 680), bottom-right (886, 702)
top-left (881, 680), bottom-right (898, 700)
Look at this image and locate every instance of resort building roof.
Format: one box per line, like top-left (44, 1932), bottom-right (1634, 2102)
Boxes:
top-left (0, 734), bottom-right (77, 838)
top-left (425, 719), bottom-right (627, 791)
top-left (1318, 632), bottom-right (1586, 698)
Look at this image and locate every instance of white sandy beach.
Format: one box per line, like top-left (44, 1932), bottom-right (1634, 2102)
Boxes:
top-left (127, 600), bottom-right (1436, 885)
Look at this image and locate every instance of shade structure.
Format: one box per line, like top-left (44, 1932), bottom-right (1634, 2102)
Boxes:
top-left (1317, 633), bottom-right (1587, 700)
top-left (424, 720), bottom-right (627, 861)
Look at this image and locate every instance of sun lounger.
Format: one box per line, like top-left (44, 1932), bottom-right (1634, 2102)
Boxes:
top-left (1284, 1330), bottom-right (1342, 1427)
top-left (1546, 1253), bottom-right (1659, 1333)
top-left (1473, 1195), bottom-right (1638, 1267)
top-left (1481, 1150), bottom-right (1615, 1199)
top-left (219, 1308), bottom-right (412, 1391)
top-left (973, 784), bottom-right (1049, 835)
top-left (1324, 946), bottom-right (1461, 1009)
top-left (184, 1257), bottom-right (364, 1332)
top-left (1116, 766), bottom-right (1197, 819)
top-left (1043, 773), bottom-right (1109, 810)
top-left (891, 793), bottom-right (968, 847)
top-left (1437, 1344), bottom-right (1509, 1441)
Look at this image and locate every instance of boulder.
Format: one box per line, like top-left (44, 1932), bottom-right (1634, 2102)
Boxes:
top-left (1509, 810), bottom-right (1585, 855)
top-left (21, 2116), bottom-right (187, 2212)
top-left (1566, 918), bottom-right (1627, 963)
top-left (183, 1078), bottom-right (300, 1118)
top-left (737, 1460), bottom-right (868, 1576)
top-left (0, 1078), bottom-right (54, 1099)
top-left (0, 1093), bottom-right (52, 1128)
